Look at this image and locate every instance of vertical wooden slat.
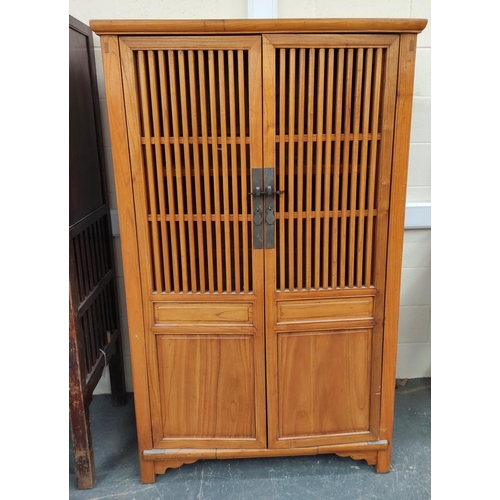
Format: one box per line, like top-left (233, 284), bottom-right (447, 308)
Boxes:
top-left (331, 49), bottom-right (345, 288)
top-left (96, 218), bottom-right (107, 277)
top-left (237, 50), bottom-right (250, 294)
top-left (95, 292), bottom-right (106, 348)
top-left (90, 222), bottom-right (102, 282)
top-left (348, 49), bottom-right (364, 288)
top-left (138, 51), bottom-right (163, 293)
top-left (107, 35), bottom-right (155, 483)
top-left (87, 227), bottom-right (96, 291)
top-left (148, 50), bottom-right (172, 293)
top-left (81, 228), bottom-right (92, 293)
top-left (178, 50), bottom-right (198, 293)
top-left (208, 50), bottom-right (224, 293)
top-left (364, 48), bottom-right (383, 286)
top-left (227, 51), bottom-right (241, 293)
top-left (92, 223), bottom-right (103, 282)
top-left (168, 50), bottom-right (190, 293)
top-left (313, 48), bottom-right (325, 290)
top-left (287, 49), bottom-right (296, 290)
top-left (158, 51), bottom-right (181, 293)
top-left (321, 49), bottom-right (335, 289)
top-left (101, 283), bottom-right (112, 339)
top-left (356, 48), bottom-right (373, 288)
top-left (304, 48), bottom-right (315, 291)
top-left (69, 238), bottom-right (78, 300)
top-left (218, 50), bottom-right (232, 292)
top-left (278, 49), bottom-right (286, 292)
top-left (87, 307), bottom-right (97, 368)
top-left (73, 237), bottom-right (84, 302)
top-left (80, 314), bottom-right (90, 373)
top-left (198, 50), bottom-right (215, 294)
top-left (188, 50), bottom-right (206, 293)
top-left (82, 227), bottom-right (93, 294)
top-left (296, 48), bottom-right (306, 290)
top-left (84, 227), bottom-right (96, 291)
top-left (93, 223), bottom-right (104, 281)
top-left (88, 226), bottom-right (98, 289)
top-left (339, 49), bottom-right (354, 288)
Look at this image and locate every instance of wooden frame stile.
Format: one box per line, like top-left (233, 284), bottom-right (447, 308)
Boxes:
top-left (118, 36), bottom-right (166, 455)
top-left (261, 34), bottom-right (277, 447)
top-left (377, 33), bottom-right (419, 474)
top-left (365, 35), bottom-right (399, 451)
top-left (100, 35), bottom-right (155, 483)
top-left (247, 36), bottom-right (268, 453)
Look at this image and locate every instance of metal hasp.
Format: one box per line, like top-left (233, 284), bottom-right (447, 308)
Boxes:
top-left (249, 168), bottom-right (285, 249)
top-left (250, 169), bottom-right (264, 249)
top-left (263, 168), bottom-right (275, 249)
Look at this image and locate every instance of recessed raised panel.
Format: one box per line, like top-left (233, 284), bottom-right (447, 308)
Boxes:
top-left (278, 329), bottom-right (372, 439)
top-left (276, 297), bottom-right (373, 324)
top-left (157, 335), bottom-right (256, 439)
top-left (154, 302), bottom-right (253, 326)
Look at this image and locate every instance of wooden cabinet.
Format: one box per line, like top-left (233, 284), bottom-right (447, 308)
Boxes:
top-left (69, 15), bottom-right (127, 489)
top-left (90, 18), bottom-right (427, 483)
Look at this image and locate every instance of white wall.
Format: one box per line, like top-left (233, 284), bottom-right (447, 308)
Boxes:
top-left (68, 0), bottom-right (431, 392)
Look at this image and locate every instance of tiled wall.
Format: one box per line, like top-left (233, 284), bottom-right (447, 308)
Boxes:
top-left (69, 0), bottom-right (431, 392)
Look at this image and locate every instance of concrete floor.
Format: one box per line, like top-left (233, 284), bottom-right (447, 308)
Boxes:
top-left (69, 378), bottom-right (430, 499)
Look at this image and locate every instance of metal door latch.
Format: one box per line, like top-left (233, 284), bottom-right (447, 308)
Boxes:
top-left (250, 168), bottom-right (284, 249)
top-left (254, 206), bottom-right (263, 226)
top-left (265, 207), bottom-right (275, 225)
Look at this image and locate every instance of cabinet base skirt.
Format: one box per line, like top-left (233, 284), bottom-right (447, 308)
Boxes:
top-left (141, 440), bottom-right (390, 483)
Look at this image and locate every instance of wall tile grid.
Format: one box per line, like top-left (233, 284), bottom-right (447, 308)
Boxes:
top-left (69, 0), bottom-right (430, 391)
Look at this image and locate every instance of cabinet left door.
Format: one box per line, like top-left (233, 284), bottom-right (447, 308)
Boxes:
top-left (116, 35), bottom-right (267, 450)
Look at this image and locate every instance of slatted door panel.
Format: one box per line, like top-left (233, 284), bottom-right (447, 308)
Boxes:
top-left (119, 36), bottom-right (267, 449)
top-left (262, 34), bottom-right (400, 448)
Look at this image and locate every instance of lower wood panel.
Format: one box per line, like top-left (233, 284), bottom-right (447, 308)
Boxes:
top-left (276, 297), bottom-right (374, 324)
top-left (156, 335), bottom-right (256, 440)
top-left (153, 301), bottom-right (254, 326)
top-left (278, 329), bottom-right (372, 439)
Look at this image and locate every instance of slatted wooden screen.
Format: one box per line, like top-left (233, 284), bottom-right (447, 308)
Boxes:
top-left (128, 40), bottom-right (260, 295)
top-left (70, 213), bottom-right (118, 376)
top-left (269, 40), bottom-right (395, 292)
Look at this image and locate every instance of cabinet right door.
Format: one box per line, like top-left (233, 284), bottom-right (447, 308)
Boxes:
top-left (262, 34), bottom-right (401, 448)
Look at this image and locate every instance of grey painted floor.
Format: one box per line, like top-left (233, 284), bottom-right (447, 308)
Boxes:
top-left (69, 378), bottom-right (430, 499)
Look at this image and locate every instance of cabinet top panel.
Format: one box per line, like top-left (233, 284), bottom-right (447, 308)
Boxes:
top-left (90, 18), bottom-right (427, 36)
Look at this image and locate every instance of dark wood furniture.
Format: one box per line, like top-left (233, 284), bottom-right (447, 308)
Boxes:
top-left (91, 18), bottom-right (427, 483)
top-left (69, 15), bottom-right (127, 490)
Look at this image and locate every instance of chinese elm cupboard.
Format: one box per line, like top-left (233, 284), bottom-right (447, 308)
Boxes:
top-left (90, 18), bottom-right (427, 483)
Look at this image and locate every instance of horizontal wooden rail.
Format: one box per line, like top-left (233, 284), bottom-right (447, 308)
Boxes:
top-left (146, 209), bottom-right (379, 223)
top-left (140, 136), bottom-right (251, 145)
top-left (142, 439), bottom-right (389, 460)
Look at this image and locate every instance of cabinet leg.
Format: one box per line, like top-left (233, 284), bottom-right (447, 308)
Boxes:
top-left (139, 459), bottom-right (156, 484)
top-left (109, 333), bottom-right (127, 407)
top-left (375, 448), bottom-right (392, 473)
top-left (69, 400), bottom-right (95, 489)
